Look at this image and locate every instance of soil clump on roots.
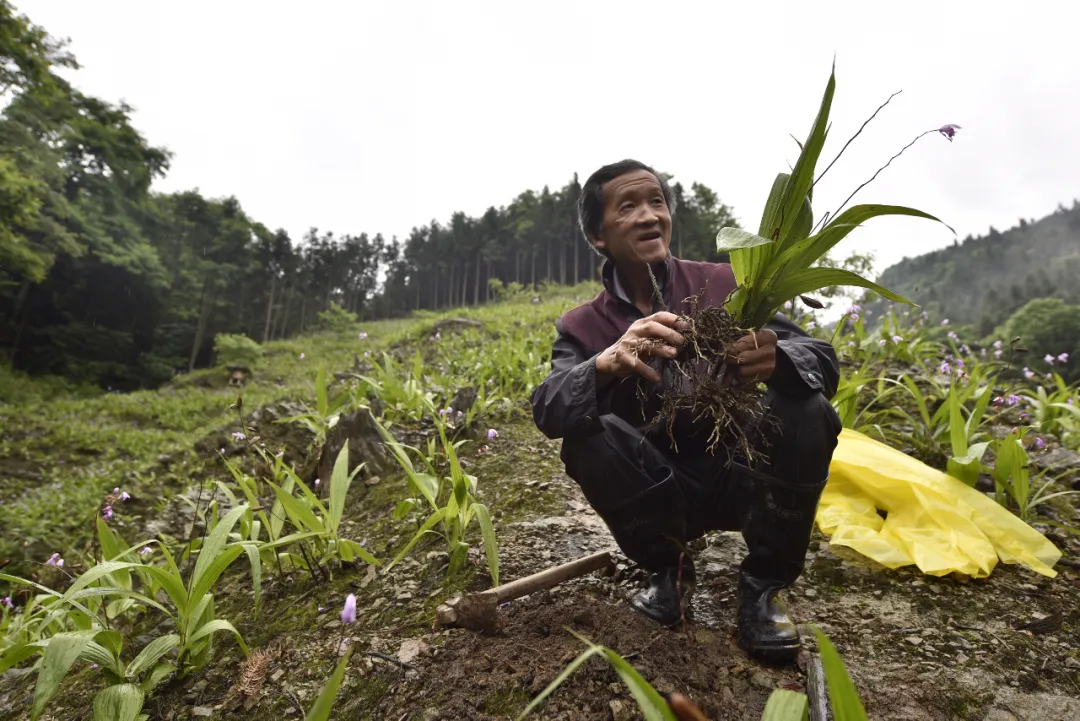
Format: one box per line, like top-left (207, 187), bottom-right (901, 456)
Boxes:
top-left (637, 287), bottom-right (771, 465)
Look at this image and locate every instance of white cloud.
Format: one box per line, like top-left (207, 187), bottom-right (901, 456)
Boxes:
top-left (19, 0), bottom-right (1080, 274)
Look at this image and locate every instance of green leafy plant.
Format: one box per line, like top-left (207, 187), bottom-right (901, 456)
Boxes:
top-left (213, 333), bottom-right (264, 369)
top-left (316, 301), bottom-right (359, 332)
top-left (376, 402), bottom-right (500, 586)
top-left (278, 363), bottom-right (353, 448)
top-left (0, 507), bottom-right (253, 719)
top-left (715, 63), bottom-right (954, 330)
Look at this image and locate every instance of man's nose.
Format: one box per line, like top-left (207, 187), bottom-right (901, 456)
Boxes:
top-left (635, 204), bottom-right (659, 224)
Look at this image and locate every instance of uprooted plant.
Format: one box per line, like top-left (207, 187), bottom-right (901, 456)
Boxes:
top-left (648, 61), bottom-right (957, 455)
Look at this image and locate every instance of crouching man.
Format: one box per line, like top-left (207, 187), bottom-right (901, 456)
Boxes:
top-left (529, 159), bottom-right (842, 663)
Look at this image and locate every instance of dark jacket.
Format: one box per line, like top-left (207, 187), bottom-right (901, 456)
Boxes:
top-left (529, 256), bottom-right (840, 444)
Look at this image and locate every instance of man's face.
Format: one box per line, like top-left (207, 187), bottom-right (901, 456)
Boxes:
top-left (592, 169), bottom-right (672, 265)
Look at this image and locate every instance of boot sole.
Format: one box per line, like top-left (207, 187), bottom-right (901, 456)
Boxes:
top-left (739, 638), bottom-right (801, 665)
top-left (628, 597), bottom-right (684, 628)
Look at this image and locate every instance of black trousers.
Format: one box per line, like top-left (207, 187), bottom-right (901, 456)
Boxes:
top-left (560, 389), bottom-right (842, 585)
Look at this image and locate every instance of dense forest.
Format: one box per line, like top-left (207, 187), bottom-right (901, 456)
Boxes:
top-left (869, 202), bottom-right (1080, 337)
top-left (0, 1), bottom-right (743, 391)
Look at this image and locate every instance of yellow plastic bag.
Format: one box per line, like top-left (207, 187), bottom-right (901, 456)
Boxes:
top-left (818, 428), bottom-right (1062, 578)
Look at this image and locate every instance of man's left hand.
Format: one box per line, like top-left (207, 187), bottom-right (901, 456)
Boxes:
top-left (724, 329), bottom-right (778, 385)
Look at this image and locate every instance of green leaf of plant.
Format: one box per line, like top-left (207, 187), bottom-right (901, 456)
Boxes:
top-left (32, 631), bottom-right (98, 720)
top-left (96, 517), bottom-right (133, 589)
top-left (185, 545), bottom-right (245, 619)
top-left (238, 543), bottom-right (262, 614)
top-left (185, 619), bottom-right (248, 657)
top-left (515, 645), bottom-right (604, 719)
top-left (777, 65), bottom-right (834, 242)
top-left (126, 635), bottom-right (180, 680)
top-left (76, 640), bottom-right (123, 677)
top-left (139, 663), bottom-right (176, 694)
top-left (267, 480), bottom-right (325, 534)
top-left (188, 504), bottom-right (248, 599)
top-left (753, 268), bottom-right (913, 328)
top-left (812, 628), bottom-right (868, 721)
top-left (472, 503), bottom-right (500, 587)
top-left (599, 648), bottom-right (678, 721)
top-left (339, 539), bottom-right (379, 566)
top-left (328, 441), bottom-right (355, 535)
top-left (305, 645), bottom-right (353, 721)
top-left (0, 642), bottom-right (48, 675)
top-left (715, 227), bottom-right (774, 253)
top-left (388, 509), bottom-right (446, 570)
top-left (93, 683), bottom-right (145, 721)
top-left (761, 688), bottom-right (810, 721)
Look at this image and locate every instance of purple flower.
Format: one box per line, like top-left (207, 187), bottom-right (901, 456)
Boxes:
top-left (2, 596), bottom-right (13, 610)
top-left (102, 505), bottom-right (113, 521)
top-left (456, 410), bottom-right (464, 420)
top-left (891, 335), bottom-right (903, 344)
top-left (1007, 395), bottom-right (1021, 406)
top-left (850, 314), bottom-right (860, 323)
top-left (45, 552), bottom-right (63, 568)
top-left (994, 350), bottom-right (1003, 359)
top-left (434, 332), bottom-right (441, 340)
top-left (358, 332), bottom-right (368, 340)
top-left (118, 491), bottom-right (130, 501)
top-left (1035, 437), bottom-right (1046, 449)
top-left (487, 429), bottom-right (499, 440)
top-left (993, 396), bottom-right (1004, 405)
top-left (439, 408), bottom-right (451, 417)
top-left (847, 304), bottom-right (862, 316)
top-left (941, 318), bottom-right (950, 326)
top-left (921, 311), bottom-right (929, 321)
top-left (847, 341), bottom-right (856, 348)
top-left (1019, 412), bottom-right (1030, 420)
top-left (232, 431), bottom-right (246, 441)
top-left (937, 124), bottom-right (962, 141)
top-left (113, 487), bottom-right (120, 494)
top-left (878, 339), bottom-right (887, 347)
top-left (138, 546), bottom-right (153, 557)
top-left (807, 321), bottom-right (817, 331)
top-left (314, 478), bottom-right (321, 488)
top-left (993, 340), bottom-right (1003, 350)
top-left (959, 345), bottom-right (971, 355)
top-left (955, 359), bottom-right (965, 369)
top-left (299, 352), bottom-right (306, 360)
top-left (341, 593), bottom-right (357, 624)
top-left (1059, 353), bottom-right (1070, 363)
top-left (1024, 367), bottom-right (1035, 379)
top-left (1045, 354), bottom-right (1056, 365)
top-left (948, 331), bottom-right (959, 341)
top-left (940, 361), bottom-right (951, 374)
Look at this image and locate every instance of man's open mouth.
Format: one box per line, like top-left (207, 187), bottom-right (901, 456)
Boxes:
top-left (639, 231), bottom-right (662, 242)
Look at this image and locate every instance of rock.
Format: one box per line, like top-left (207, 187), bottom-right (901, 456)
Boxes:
top-left (398, 638), bottom-right (431, 665)
top-left (191, 707), bottom-right (215, 717)
top-left (610, 699), bottom-right (633, 721)
top-left (270, 669), bottom-right (285, 682)
top-left (448, 386), bottom-right (477, 415)
top-left (1065, 656), bottom-right (1080, 669)
top-left (956, 652), bottom-right (969, 665)
top-left (422, 708), bottom-right (441, 721)
top-left (316, 406), bottom-right (390, 483)
top-left (751, 670), bottom-right (774, 689)
top-left (905, 636), bottom-right (923, 646)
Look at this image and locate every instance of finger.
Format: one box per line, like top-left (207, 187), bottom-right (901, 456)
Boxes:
top-left (646, 311), bottom-right (682, 327)
top-left (624, 351), bottom-right (662, 383)
top-left (732, 361), bottom-right (774, 385)
top-left (637, 321), bottom-right (686, 347)
top-left (728, 345), bottom-right (774, 367)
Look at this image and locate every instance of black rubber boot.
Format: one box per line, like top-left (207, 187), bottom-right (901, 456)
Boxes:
top-left (598, 466), bottom-right (694, 627)
top-left (736, 472), bottom-right (828, 664)
top-left (630, 555), bottom-right (696, 627)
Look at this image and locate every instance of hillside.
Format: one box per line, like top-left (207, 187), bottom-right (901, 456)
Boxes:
top-left (3, 283), bottom-right (1080, 720)
top-left (868, 202), bottom-right (1080, 335)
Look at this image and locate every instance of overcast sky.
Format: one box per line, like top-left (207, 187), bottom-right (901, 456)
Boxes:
top-left (18, 0), bottom-right (1080, 275)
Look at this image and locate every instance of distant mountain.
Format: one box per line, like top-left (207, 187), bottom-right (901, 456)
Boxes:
top-left (867, 201), bottom-right (1080, 336)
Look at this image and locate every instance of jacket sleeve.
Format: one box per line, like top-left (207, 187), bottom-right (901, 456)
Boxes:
top-left (763, 312), bottom-right (841, 400)
top-left (529, 319), bottom-right (610, 440)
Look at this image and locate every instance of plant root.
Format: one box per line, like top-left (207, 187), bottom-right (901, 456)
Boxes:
top-left (634, 291), bottom-right (772, 465)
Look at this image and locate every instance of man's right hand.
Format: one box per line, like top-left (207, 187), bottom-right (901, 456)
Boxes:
top-left (595, 311), bottom-right (687, 384)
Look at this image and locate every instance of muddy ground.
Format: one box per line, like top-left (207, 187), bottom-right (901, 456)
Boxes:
top-left (3, 416), bottom-right (1080, 720)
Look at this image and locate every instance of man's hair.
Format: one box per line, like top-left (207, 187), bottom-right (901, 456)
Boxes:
top-left (577, 159), bottom-right (677, 256)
